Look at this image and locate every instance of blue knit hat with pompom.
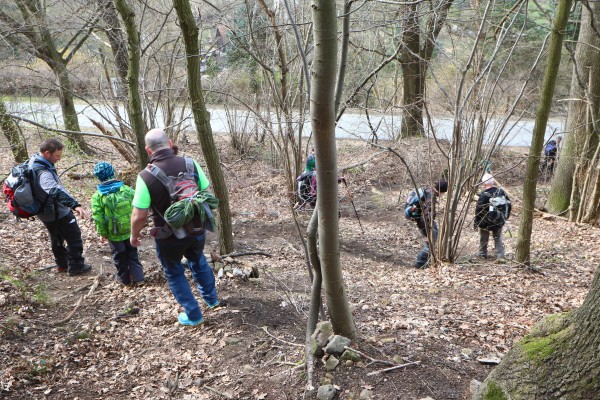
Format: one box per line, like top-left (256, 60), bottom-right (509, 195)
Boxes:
top-left (94, 161), bottom-right (115, 182)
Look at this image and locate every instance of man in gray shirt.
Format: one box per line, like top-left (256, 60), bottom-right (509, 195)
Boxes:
top-left (30, 139), bottom-right (92, 276)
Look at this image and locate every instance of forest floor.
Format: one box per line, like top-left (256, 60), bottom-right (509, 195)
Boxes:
top-left (1, 133), bottom-right (598, 400)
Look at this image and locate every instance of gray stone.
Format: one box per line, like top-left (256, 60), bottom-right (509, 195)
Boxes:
top-left (324, 356), bottom-right (339, 371)
top-left (309, 321), bottom-right (333, 357)
top-left (316, 384), bottom-right (336, 400)
top-left (340, 349), bottom-right (361, 362)
top-left (324, 335), bottom-right (352, 355)
top-left (359, 389), bottom-right (373, 399)
top-left (461, 348), bottom-right (474, 359)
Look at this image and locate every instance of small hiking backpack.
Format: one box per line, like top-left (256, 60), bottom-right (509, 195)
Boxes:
top-left (2, 161), bottom-right (43, 219)
top-left (484, 190), bottom-right (510, 225)
top-left (404, 188), bottom-right (425, 221)
top-left (544, 140), bottom-right (558, 157)
top-left (101, 186), bottom-right (134, 237)
top-left (297, 172), bottom-right (317, 206)
top-left (146, 157), bottom-right (203, 239)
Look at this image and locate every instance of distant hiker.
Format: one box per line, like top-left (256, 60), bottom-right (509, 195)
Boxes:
top-left (541, 136), bottom-right (561, 174)
top-left (296, 150), bottom-right (317, 209)
top-left (405, 180), bottom-right (448, 268)
top-left (30, 139), bottom-right (92, 276)
top-left (130, 128), bottom-right (220, 326)
top-left (473, 174), bottom-right (511, 259)
top-left (91, 162), bottom-right (144, 286)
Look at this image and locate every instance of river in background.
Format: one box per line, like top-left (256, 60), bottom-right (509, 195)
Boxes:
top-left (7, 100), bottom-right (564, 147)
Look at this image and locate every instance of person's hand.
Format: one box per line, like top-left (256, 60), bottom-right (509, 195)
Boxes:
top-left (130, 234), bottom-right (142, 247)
top-left (73, 206), bottom-right (86, 219)
top-left (100, 237), bottom-right (107, 245)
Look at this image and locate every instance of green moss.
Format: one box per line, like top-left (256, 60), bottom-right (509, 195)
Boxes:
top-left (483, 381), bottom-right (508, 400)
top-left (520, 317), bottom-right (574, 364)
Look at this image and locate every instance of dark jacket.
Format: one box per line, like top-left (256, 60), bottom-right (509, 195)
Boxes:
top-left (415, 188), bottom-right (438, 231)
top-left (139, 148), bottom-right (205, 232)
top-left (30, 154), bottom-right (81, 222)
top-left (474, 187), bottom-right (511, 229)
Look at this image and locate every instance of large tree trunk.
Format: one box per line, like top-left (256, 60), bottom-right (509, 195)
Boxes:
top-left (113, 0), bottom-right (148, 168)
top-left (0, 101), bottom-right (28, 163)
top-left (514, 0), bottom-right (572, 265)
top-left (400, 3), bottom-right (425, 138)
top-left (547, 1), bottom-right (600, 215)
top-left (98, 0), bottom-right (129, 97)
top-left (474, 266), bottom-right (600, 399)
top-left (311, 0), bottom-right (356, 339)
top-left (172, 0), bottom-right (234, 255)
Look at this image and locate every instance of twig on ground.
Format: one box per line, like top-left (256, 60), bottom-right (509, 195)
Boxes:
top-left (344, 346), bottom-right (394, 366)
top-left (50, 274), bottom-right (101, 326)
top-left (366, 360), bottom-right (421, 376)
top-left (261, 326), bottom-right (305, 348)
top-left (203, 384), bottom-right (233, 399)
top-left (221, 251), bottom-right (273, 258)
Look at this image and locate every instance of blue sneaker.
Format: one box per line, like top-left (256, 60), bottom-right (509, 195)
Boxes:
top-left (178, 312), bottom-right (204, 326)
top-left (203, 299), bottom-right (220, 309)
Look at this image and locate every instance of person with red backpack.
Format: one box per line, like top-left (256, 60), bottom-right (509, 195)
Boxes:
top-left (130, 128), bottom-right (220, 326)
top-left (91, 162), bottom-right (144, 286)
top-left (29, 139), bottom-right (92, 276)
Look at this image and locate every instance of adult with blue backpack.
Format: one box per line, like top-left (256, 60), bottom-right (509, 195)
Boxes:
top-left (130, 128), bottom-right (221, 326)
top-left (28, 139), bottom-right (92, 276)
top-left (404, 179), bottom-right (448, 269)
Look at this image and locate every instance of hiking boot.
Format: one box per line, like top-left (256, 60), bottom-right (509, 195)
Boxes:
top-left (178, 312), bottom-right (204, 326)
top-left (203, 299), bottom-right (224, 309)
top-left (68, 264), bottom-right (93, 276)
top-left (413, 262), bottom-right (428, 269)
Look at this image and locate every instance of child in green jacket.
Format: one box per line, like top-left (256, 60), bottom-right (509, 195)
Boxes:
top-left (91, 162), bottom-right (144, 285)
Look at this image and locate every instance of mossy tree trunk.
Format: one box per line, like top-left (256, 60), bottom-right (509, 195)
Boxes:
top-left (547, 1), bottom-right (600, 216)
top-left (0, 101), bottom-right (28, 163)
top-left (172, 0), bottom-right (234, 255)
top-left (474, 266), bottom-right (600, 399)
top-left (113, 0), bottom-right (148, 168)
top-left (311, 0), bottom-right (356, 339)
top-left (514, 0), bottom-right (572, 265)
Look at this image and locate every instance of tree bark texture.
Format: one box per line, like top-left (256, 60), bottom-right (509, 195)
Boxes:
top-left (98, 0), bottom-right (129, 97)
top-left (311, 0), bottom-right (356, 339)
top-left (547, 1), bottom-right (600, 215)
top-left (474, 267), bottom-right (600, 399)
top-left (0, 101), bottom-right (28, 163)
top-left (400, 3), bottom-right (425, 137)
top-left (515, 0), bottom-right (572, 265)
top-left (172, 0), bottom-right (234, 255)
top-left (113, 0), bottom-right (148, 168)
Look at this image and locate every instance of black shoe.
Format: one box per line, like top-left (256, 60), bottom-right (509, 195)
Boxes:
top-left (68, 264), bottom-right (93, 276)
top-left (413, 262), bottom-right (428, 269)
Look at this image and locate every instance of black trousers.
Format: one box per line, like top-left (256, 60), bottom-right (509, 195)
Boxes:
top-left (42, 211), bottom-right (85, 273)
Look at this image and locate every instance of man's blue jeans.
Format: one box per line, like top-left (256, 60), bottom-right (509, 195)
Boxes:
top-left (155, 233), bottom-right (218, 321)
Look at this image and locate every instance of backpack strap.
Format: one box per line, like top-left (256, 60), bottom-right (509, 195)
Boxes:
top-left (146, 163), bottom-right (173, 193)
top-left (184, 157), bottom-right (195, 175)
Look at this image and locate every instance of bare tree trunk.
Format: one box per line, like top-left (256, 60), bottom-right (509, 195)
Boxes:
top-left (0, 101), bottom-right (28, 163)
top-left (547, 1), bottom-right (600, 214)
top-left (514, 0), bottom-right (572, 265)
top-left (172, 0), bottom-right (234, 255)
top-left (311, 0), bottom-right (355, 339)
top-left (113, 0), bottom-right (148, 168)
top-left (400, 3), bottom-right (425, 137)
top-left (98, 0), bottom-right (129, 97)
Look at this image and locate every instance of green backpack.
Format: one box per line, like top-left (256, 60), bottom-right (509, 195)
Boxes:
top-left (102, 186), bottom-right (134, 236)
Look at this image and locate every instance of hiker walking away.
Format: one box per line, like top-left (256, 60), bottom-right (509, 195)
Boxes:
top-left (130, 128), bottom-right (220, 326)
top-left (542, 136), bottom-right (561, 174)
top-left (406, 180), bottom-right (448, 269)
top-left (30, 139), bottom-right (92, 276)
top-left (296, 149), bottom-right (317, 209)
top-left (473, 173), bottom-right (511, 259)
top-left (91, 162), bottom-right (144, 286)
